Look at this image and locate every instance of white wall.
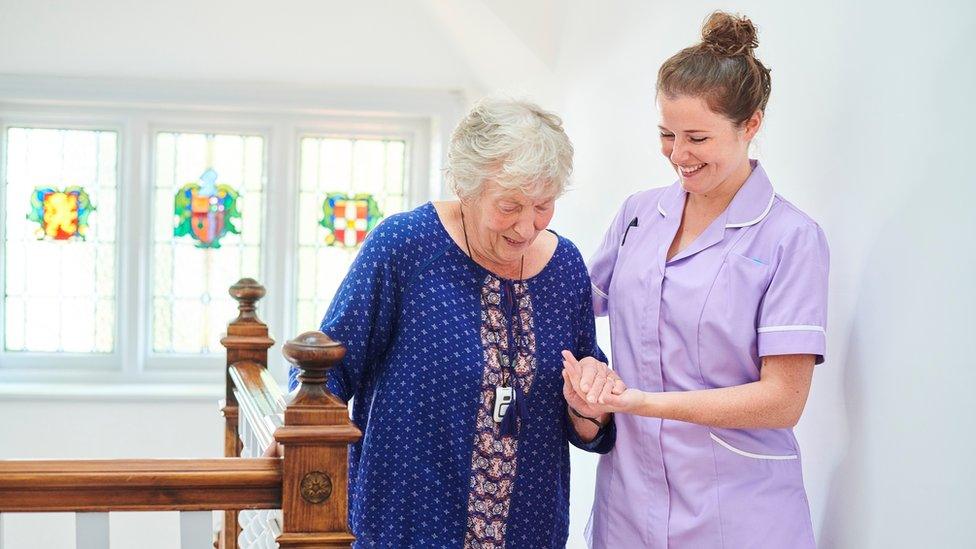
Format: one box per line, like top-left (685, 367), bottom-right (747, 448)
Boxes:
top-left (524, 1), bottom-right (976, 547)
top-left (2, 1), bottom-right (974, 548)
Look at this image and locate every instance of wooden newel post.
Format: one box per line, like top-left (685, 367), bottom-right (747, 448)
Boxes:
top-left (220, 278), bottom-right (274, 549)
top-left (275, 331), bottom-right (361, 548)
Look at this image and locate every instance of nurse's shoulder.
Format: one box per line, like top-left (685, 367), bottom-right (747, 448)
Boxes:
top-left (762, 194), bottom-right (825, 238)
top-left (599, 183), bottom-right (679, 239)
top-left (758, 194), bottom-right (829, 264)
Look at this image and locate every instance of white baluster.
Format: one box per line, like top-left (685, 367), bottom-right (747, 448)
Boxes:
top-left (1, 512), bottom-right (5, 549)
top-left (179, 511), bottom-right (213, 549)
top-left (75, 512), bottom-right (109, 549)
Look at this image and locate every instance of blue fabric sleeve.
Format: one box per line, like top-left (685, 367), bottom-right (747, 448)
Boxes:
top-left (565, 258), bottom-right (616, 454)
top-left (288, 220), bottom-right (402, 401)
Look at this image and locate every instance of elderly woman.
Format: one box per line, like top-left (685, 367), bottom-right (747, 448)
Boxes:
top-left (290, 98), bottom-right (614, 548)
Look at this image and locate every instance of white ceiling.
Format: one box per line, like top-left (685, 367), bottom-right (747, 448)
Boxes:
top-left (0, 0), bottom-right (600, 98)
top-left (0, 0), bottom-right (500, 91)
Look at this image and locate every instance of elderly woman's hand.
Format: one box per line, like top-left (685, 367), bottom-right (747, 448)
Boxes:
top-left (560, 351), bottom-right (613, 420)
top-left (261, 441), bottom-right (283, 458)
top-left (562, 351), bottom-right (643, 414)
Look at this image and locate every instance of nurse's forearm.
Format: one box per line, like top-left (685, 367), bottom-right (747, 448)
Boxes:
top-left (632, 385), bottom-right (795, 428)
top-left (626, 355), bottom-right (815, 429)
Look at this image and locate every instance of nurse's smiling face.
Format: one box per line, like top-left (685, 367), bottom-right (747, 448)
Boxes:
top-left (658, 94), bottom-right (762, 197)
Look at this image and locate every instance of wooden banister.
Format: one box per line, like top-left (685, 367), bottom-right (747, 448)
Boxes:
top-left (0, 278), bottom-right (359, 549)
top-left (220, 278), bottom-right (275, 549)
top-left (274, 331), bottom-right (361, 548)
top-left (221, 278), bottom-right (275, 449)
top-left (0, 458), bottom-right (281, 512)
top-left (230, 361), bottom-right (286, 457)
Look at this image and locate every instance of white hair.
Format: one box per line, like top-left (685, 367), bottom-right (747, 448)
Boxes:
top-left (445, 97), bottom-right (574, 201)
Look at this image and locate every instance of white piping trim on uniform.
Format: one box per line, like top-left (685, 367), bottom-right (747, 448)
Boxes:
top-left (725, 194), bottom-right (776, 228)
top-left (757, 325), bottom-right (825, 334)
top-left (657, 202), bottom-right (667, 217)
top-left (709, 432), bottom-right (798, 460)
top-left (591, 283), bottom-right (609, 299)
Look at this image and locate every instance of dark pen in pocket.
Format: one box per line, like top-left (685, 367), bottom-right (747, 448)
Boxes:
top-left (621, 217), bottom-right (639, 246)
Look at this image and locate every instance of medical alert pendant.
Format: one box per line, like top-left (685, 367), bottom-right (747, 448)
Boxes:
top-left (493, 386), bottom-right (515, 423)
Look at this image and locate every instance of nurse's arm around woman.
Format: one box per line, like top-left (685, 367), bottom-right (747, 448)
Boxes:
top-left (565, 11), bottom-right (828, 549)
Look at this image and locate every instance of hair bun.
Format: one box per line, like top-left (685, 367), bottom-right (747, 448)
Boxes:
top-left (701, 11), bottom-right (759, 57)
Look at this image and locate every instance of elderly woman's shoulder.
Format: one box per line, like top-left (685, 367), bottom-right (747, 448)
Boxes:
top-left (364, 202), bottom-right (443, 250)
top-left (541, 234), bottom-right (598, 300)
top-left (547, 232), bottom-right (589, 274)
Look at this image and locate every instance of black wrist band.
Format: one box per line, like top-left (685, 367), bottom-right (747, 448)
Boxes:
top-left (569, 406), bottom-right (608, 429)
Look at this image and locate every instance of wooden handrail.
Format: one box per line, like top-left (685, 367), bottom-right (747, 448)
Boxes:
top-left (221, 280), bottom-right (361, 547)
top-left (274, 331), bottom-right (360, 547)
top-left (0, 278), bottom-right (358, 548)
top-left (230, 360), bottom-right (285, 456)
top-left (0, 458), bottom-right (281, 512)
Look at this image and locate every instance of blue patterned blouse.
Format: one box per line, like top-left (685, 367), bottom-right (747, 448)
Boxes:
top-left (289, 202), bottom-right (614, 548)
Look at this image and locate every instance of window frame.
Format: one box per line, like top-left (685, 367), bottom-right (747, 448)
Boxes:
top-left (0, 76), bottom-right (458, 391)
top-left (288, 122), bottom-right (424, 345)
top-left (142, 119), bottom-right (275, 373)
top-left (0, 113), bottom-right (128, 378)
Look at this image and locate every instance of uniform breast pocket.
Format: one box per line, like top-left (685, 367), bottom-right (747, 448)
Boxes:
top-left (699, 252), bottom-right (772, 376)
top-left (718, 252), bottom-right (771, 309)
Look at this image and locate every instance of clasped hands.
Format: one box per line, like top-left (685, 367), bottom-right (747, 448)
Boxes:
top-left (560, 350), bottom-right (643, 416)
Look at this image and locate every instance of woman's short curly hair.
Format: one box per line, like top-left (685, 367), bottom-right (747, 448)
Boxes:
top-left (445, 97), bottom-right (574, 201)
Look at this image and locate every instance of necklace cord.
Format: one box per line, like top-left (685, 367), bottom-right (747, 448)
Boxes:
top-left (460, 205), bottom-right (525, 387)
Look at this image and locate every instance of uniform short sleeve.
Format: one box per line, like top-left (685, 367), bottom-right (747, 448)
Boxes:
top-left (757, 223), bottom-right (830, 364)
top-left (589, 199), bottom-right (631, 317)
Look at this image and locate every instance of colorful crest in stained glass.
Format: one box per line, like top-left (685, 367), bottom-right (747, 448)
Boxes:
top-left (27, 186), bottom-right (95, 240)
top-left (173, 169), bottom-right (242, 248)
top-left (319, 192), bottom-right (383, 247)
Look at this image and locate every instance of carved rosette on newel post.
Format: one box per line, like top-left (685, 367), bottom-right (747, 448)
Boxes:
top-left (275, 331), bottom-right (362, 548)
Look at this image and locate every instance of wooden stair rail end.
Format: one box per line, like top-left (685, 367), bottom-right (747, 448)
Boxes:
top-left (220, 278), bottom-right (275, 549)
top-left (275, 331), bottom-right (362, 548)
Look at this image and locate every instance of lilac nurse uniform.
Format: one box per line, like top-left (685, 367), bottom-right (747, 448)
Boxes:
top-left (587, 161), bottom-right (829, 548)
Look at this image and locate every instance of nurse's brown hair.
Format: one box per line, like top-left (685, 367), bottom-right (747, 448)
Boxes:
top-left (657, 11), bottom-right (772, 125)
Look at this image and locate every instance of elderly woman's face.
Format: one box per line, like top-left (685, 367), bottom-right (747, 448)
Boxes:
top-left (470, 181), bottom-right (555, 265)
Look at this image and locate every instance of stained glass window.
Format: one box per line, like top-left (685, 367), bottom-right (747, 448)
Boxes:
top-left (295, 137), bottom-right (408, 333)
top-left (2, 127), bottom-right (118, 352)
top-left (151, 132), bottom-right (265, 354)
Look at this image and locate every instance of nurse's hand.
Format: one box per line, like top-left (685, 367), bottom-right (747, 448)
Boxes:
top-left (576, 371), bottom-right (644, 415)
top-left (594, 384), bottom-right (645, 414)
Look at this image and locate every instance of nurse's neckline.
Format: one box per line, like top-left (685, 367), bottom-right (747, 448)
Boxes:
top-left (658, 159), bottom-right (775, 229)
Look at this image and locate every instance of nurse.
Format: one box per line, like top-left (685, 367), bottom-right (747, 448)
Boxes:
top-left (562, 11), bottom-right (829, 548)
